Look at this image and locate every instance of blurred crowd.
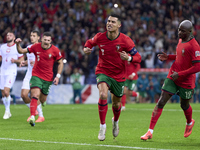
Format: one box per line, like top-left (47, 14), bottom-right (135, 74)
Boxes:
top-left (1, 0), bottom-right (200, 85)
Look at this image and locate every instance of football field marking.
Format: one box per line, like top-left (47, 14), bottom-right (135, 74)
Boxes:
top-left (0, 137), bottom-right (177, 150)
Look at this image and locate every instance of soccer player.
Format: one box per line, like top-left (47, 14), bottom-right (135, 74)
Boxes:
top-left (83, 13), bottom-right (141, 141)
top-left (121, 61), bottom-right (140, 111)
top-left (141, 20), bottom-right (200, 140)
top-left (15, 32), bottom-right (63, 126)
top-left (20, 30), bottom-right (45, 122)
top-left (0, 32), bottom-right (24, 119)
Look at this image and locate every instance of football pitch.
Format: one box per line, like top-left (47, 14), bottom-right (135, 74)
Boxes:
top-left (0, 103), bottom-right (200, 150)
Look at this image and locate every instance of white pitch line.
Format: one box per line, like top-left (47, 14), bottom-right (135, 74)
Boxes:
top-left (0, 138), bottom-right (177, 150)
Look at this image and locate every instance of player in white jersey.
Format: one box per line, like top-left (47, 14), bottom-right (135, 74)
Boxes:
top-left (0, 32), bottom-right (24, 119)
top-left (20, 30), bottom-right (45, 123)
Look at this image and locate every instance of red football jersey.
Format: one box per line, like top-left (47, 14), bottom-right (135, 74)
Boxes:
top-left (28, 43), bottom-right (62, 81)
top-left (85, 32), bottom-right (136, 82)
top-left (167, 38), bottom-right (200, 89)
top-left (125, 61), bottom-right (140, 80)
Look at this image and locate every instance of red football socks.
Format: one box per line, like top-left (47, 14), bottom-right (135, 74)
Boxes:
top-left (132, 91), bottom-right (137, 97)
top-left (30, 97), bottom-right (38, 116)
top-left (121, 94), bottom-right (126, 107)
top-left (98, 99), bottom-right (108, 124)
top-left (149, 106), bottom-right (163, 129)
top-left (183, 105), bottom-right (192, 124)
top-left (112, 104), bottom-right (121, 121)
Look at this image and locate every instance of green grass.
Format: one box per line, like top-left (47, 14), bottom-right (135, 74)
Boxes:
top-left (0, 103), bottom-right (200, 150)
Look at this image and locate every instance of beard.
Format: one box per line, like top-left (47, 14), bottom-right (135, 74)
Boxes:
top-left (7, 39), bottom-right (13, 43)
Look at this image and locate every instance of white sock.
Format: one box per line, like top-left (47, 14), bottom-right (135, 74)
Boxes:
top-left (187, 121), bottom-right (193, 125)
top-left (26, 103), bottom-right (30, 108)
top-left (37, 104), bottom-right (43, 117)
top-left (6, 95), bottom-right (11, 112)
top-left (148, 129), bottom-right (153, 134)
top-left (2, 97), bottom-right (6, 108)
top-left (100, 124), bottom-right (106, 128)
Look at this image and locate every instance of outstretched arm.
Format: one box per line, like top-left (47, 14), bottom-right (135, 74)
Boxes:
top-left (15, 38), bottom-right (28, 54)
top-left (157, 52), bottom-right (176, 61)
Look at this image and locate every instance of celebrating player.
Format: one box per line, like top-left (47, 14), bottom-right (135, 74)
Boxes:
top-left (141, 20), bottom-right (200, 140)
top-left (83, 13), bottom-right (141, 141)
top-left (121, 61), bottom-right (140, 111)
top-left (15, 32), bottom-right (63, 126)
top-left (20, 30), bottom-right (45, 123)
top-left (0, 32), bottom-right (24, 119)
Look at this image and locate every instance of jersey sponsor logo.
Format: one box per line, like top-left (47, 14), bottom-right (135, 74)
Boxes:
top-left (100, 45), bottom-right (105, 47)
top-left (6, 48), bottom-right (11, 53)
top-left (195, 51), bottom-right (200, 57)
top-left (37, 52), bottom-right (40, 54)
top-left (182, 49), bottom-right (185, 56)
top-left (116, 44), bottom-right (121, 51)
top-left (49, 53), bottom-right (52, 58)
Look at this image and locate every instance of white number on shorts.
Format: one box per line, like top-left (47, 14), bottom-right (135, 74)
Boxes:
top-left (185, 91), bottom-right (192, 99)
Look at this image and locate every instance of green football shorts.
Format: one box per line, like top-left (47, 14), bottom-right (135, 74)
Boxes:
top-left (96, 74), bottom-right (125, 97)
top-left (30, 76), bottom-right (52, 95)
top-left (124, 79), bottom-right (137, 91)
top-left (162, 78), bottom-right (194, 99)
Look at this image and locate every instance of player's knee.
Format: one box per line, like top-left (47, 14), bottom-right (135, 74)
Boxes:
top-left (21, 92), bottom-right (26, 99)
top-left (99, 92), bottom-right (107, 100)
top-left (180, 103), bottom-right (189, 110)
top-left (112, 101), bottom-right (121, 108)
top-left (4, 90), bottom-right (10, 97)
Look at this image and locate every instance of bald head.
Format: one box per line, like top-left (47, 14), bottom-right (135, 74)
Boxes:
top-left (178, 20), bottom-right (193, 42)
top-left (179, 20), bottom-right (192, 32)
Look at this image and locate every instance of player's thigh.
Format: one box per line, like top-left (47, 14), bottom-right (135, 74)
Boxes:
top-left (178, 86), bottom-right (194, 99)
top-left (21, 78), bottom-right (31, 90)
top-left (41, 80), bottom-right (52, 95)
top-left (127, 80), bottom-right (136, 91)
top-left (30, 76), bottom-right (43, 90)
top-left (96, 74), bottom-right (110, 98)
top-left (109, 78), bottom-right (125, 97)
top-left (162, 78), bottom-right (178, 95)
top-left (1, 75), bottom-right (16, 89)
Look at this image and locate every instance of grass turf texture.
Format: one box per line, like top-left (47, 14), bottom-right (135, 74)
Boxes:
top-left (0, 103), bottom-right (200, 150)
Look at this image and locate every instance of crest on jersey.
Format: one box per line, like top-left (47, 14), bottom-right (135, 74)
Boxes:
top-left (49, 53), bottom-right (52, 58)
top-left (6, 48), bottom-right (10, 53)
top-left (116, 45), bottom-right (121, 51)
top-left (182, 49), bottom-right (185, 56)
top-left (195, 51), bottom-right (200, 57)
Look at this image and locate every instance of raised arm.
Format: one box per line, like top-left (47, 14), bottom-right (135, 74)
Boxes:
top-left (15, 38), bottom-right (28, 54)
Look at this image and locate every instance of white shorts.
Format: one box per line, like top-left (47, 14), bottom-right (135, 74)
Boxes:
top-left (21, 78), bottom-right (31, 90)
top-left (0, 75), bottom-right (16, 90)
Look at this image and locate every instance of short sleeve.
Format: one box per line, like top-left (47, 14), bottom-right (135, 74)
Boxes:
top-left (191, 43), bottom-right (200, 63)
top-left (55, 47), bottom-right (62, 61)
top-left (125, 36), bottom-right (135, 52)
top-left (84, 32), bottom-right (101, 48)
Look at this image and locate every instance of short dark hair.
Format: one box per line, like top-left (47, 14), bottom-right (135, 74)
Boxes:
top-left (43, 32), bottom-right (52, 37)
top-left (110, 13), bottom-right (121, 22)
top-left (31, 30), bottom-right (40, 36)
